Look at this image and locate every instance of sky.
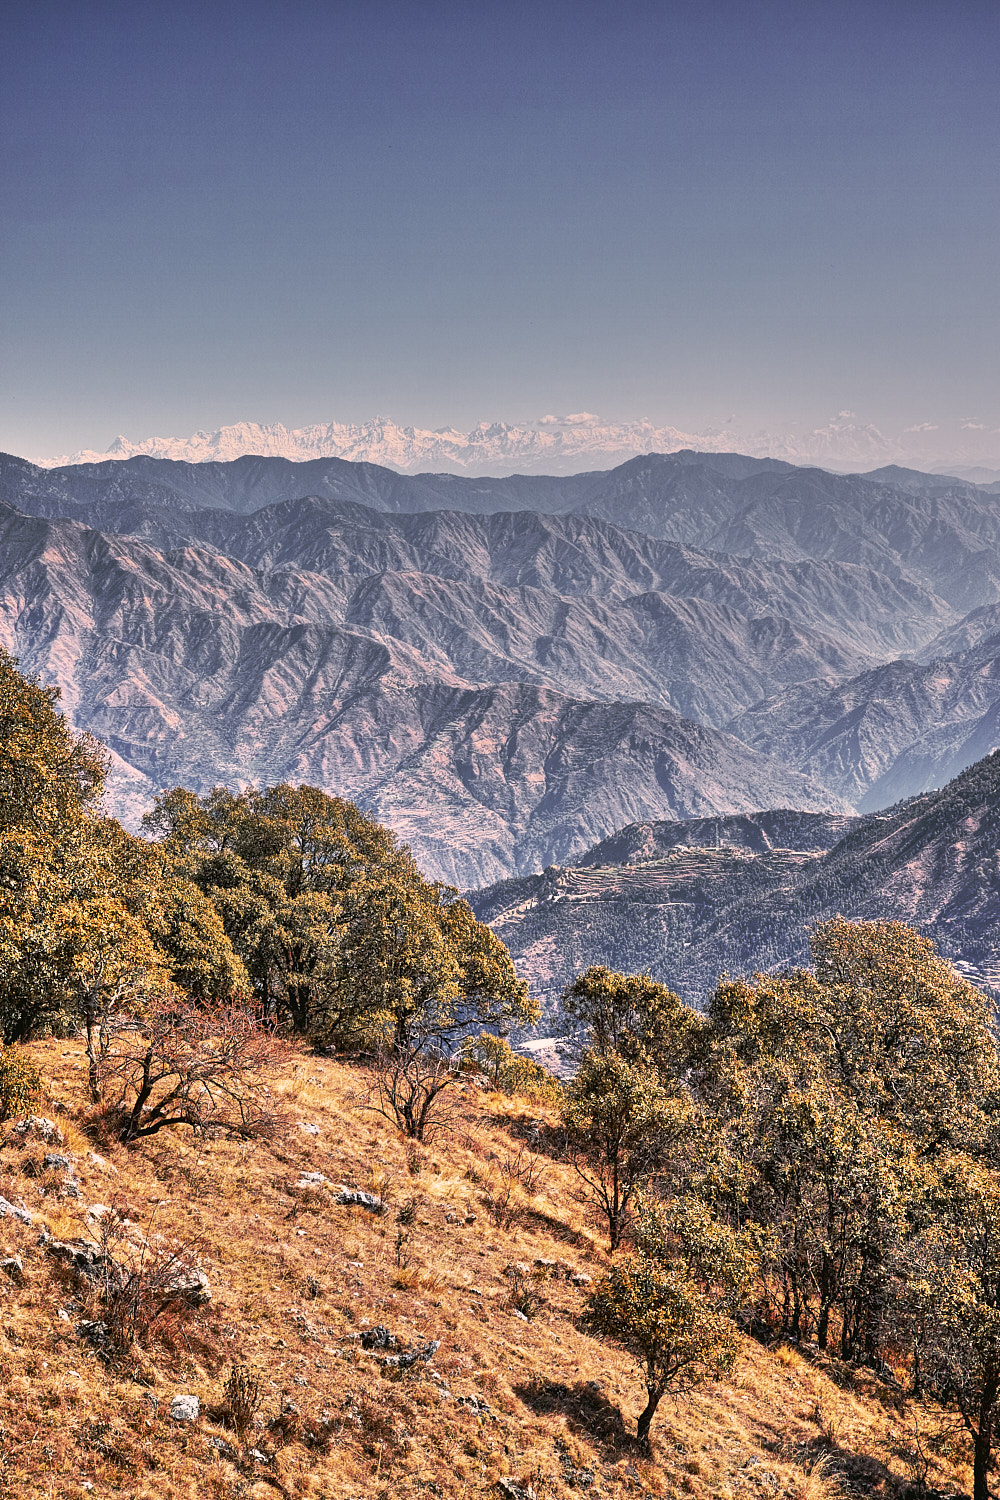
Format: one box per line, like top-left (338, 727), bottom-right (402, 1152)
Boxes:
top-left (2, 0), bottom-right (998, 461)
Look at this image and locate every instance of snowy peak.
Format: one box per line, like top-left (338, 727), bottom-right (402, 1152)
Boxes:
top-left (39, 410), bottom-right (1000, 476)
top-left (39, 412), bottom-right (908, 476)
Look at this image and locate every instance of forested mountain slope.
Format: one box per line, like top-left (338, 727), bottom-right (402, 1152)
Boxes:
top-left (472, 752), bottom-right (1000, 1006)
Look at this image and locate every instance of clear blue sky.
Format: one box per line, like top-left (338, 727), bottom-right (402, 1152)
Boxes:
top-left (2, 0), bottom-right (997, 458)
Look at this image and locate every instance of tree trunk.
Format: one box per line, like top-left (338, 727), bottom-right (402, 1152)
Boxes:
top-left (636, 1387), bottom-right (663, 1450)
top-left (288, 983), bottom-right (310, 1034)
top-left (817, 1301), bottom-right (830, 1352)
top-left (974, 1422), bottom-right (991, 1500)
top-left (973, 1382), bottom-right (998, 1500)
top-left (84, 1002), bottom-right (100, 1104)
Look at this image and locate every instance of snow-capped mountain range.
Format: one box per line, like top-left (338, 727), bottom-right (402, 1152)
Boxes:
top-left (39, 411), bottom-right (999, 477)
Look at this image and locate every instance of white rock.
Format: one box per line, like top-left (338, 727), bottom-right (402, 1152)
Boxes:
top-left (10, 1116), bottom-right (64, 1146)
top-left (169, 1393), bottom-right (200, 1422)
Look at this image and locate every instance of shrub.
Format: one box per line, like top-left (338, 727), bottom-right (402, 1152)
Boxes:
top-left (85, 1205), bottom-right (209, 1360)
top-left (366, 1042), bottom-right (460, 1141)
top-left (506, 1263), bottom-right (543, 1320)
top-left (224, 1363), bottom-right (263, 1443)
top-left (96, 997), bottom-right (289, 1142)
top-left (481, 1142), bottom-right (547, 1228)
top-left (0, 1047), bottom-right (42, 1120)
top-left (464, 1031), bottom-right (562, 1102)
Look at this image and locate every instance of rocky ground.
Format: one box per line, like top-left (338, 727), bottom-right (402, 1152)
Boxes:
top-left (0, 1039), bottom-right (977, 1500)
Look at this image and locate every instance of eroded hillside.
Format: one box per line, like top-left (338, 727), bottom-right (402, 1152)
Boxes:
top-left (474, 753), bottom-right (1000, 1008)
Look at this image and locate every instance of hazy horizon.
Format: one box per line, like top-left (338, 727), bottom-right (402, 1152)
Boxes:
top-left (3, 1), bottom-right (998, 462)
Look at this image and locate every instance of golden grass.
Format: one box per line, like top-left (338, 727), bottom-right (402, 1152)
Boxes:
top-left (0, 1038), bottom-right (975, 1499)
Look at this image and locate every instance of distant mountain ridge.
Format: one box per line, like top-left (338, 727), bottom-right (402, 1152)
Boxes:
top-left (6, 446), bottom-right (1000, 879)
top-left (0, 496), bottom-right (848, 886)
top-left (472, 752), bottom-right (1000, 1007)
top-left (6, 448), bottom-right (999, 615)
top-left (38, 410), bottom-right (997, 475)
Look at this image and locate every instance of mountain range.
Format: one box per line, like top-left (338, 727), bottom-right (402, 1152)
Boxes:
top-left (0, 494), bottom-right (848, 886)
top-left (38, 412), bottom-right (1000, 476)
top-left (4, 446), bottom-right (1000, 893)
top-left (470, 750), bottom-right (1000, 1010)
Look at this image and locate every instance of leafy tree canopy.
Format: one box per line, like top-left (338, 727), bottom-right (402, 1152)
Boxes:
top-left (561, 965), bottom-right (704, 1075)
top-left (145, 783), bottom-right (536, 1047)
top-left (707, 917), bottom-right (1000, 1155)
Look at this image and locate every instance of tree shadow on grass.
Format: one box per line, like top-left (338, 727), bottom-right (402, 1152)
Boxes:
top-left (736, 1389), bottom-right (916, 1500)
top-left (514, 1376), bottom-right (636, 1456)
top-left (801, 1433), bottom-right (906, 1498)
top-left (516, 1201), bottom-right (595, 1251)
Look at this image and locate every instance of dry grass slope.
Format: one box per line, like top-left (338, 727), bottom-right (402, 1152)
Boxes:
top-left (0, 1041), bottom-right (977, 1500)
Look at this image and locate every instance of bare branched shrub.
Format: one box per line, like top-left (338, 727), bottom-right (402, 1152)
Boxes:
top-left (224, 1363), bottom-right (263, 1443)
top-left (504, 1140), bottom-right (547, 1194)
top-left (482, 1168), bottom-right (517, 1229)
top-left (95, 997), bottom-right (290, 1143)
top-left (396, 1195), bottom-right (417, 1226)
top-left (506, 1263), bottom-right (543, 1320)
top-left (394, 1227), bottom-right (412, 1269)
top-left (85, 1205), bottom-right (209, 1358)
top-left (365, 1043), bottom-right (460, 1141)
top-left (482, 1142), bottom-right (548, 1228)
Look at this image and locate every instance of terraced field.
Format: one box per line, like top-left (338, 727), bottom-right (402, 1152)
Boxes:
top-left (541, 846), bottom-right (820, 901)
top-left (477, 844), bottom-right (830, 1010)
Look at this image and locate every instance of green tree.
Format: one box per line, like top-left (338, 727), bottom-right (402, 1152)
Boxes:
top-left (584, 1251), bottom-right (738, 1448)
top-left (561, 966), bottom-right (703, 1075)
top-left (563, 1050), bottom-right (692, 1252)
top-left (0, 647), bottom-right (105, 836)
top-left (911, 1166), bottom-right (1000, 1500)
top-left (0, 1046), bottom-right (42, 1120)
top-left (708, 919), bottom-right (1000, 1156)
top-left (698, 919), bottom-right (1000, 1368)
top-left (0, 655), bottom-right (247, 1044)
top-left (147, 783), bottom-right (536, 1049)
